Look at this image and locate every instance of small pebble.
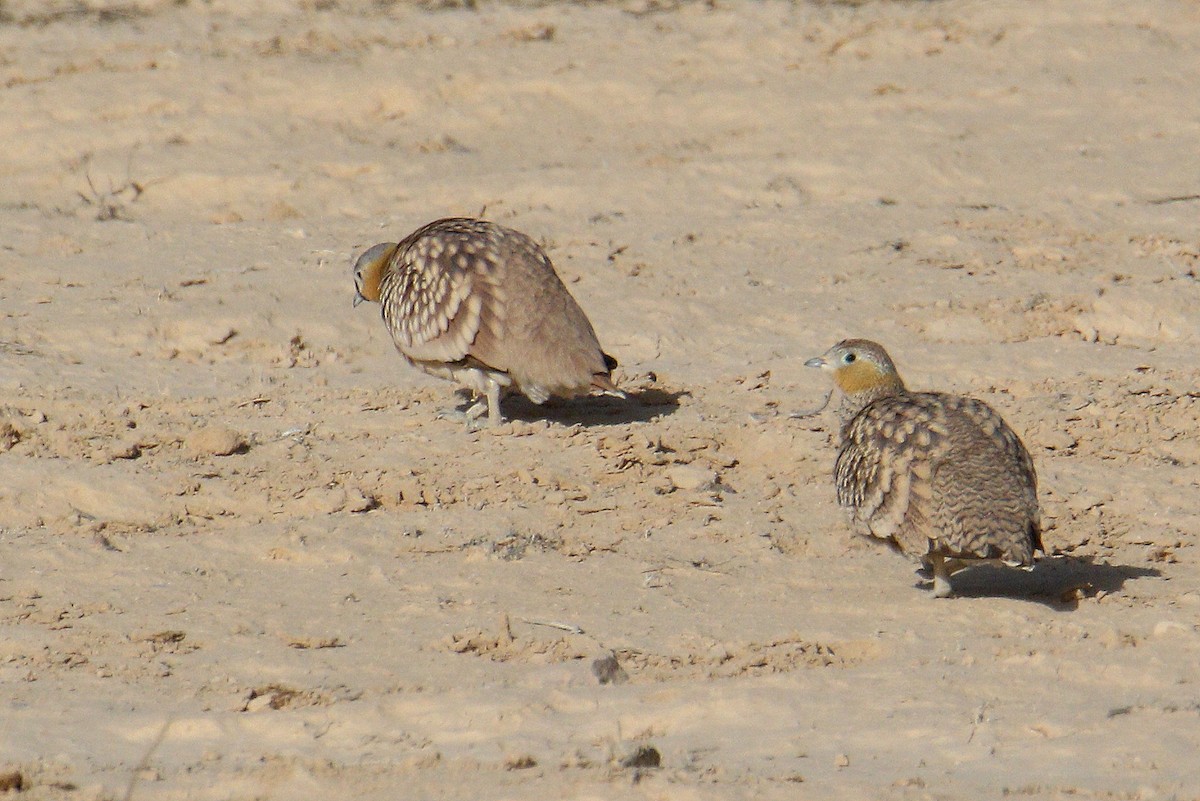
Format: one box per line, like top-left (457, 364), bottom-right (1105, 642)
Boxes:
top-left (620, 745), bottom-right (661, 769)
top-left (1152, 621), bottom-right (1190, 638)
top-left (0, 770), bottom-right (24, 792)
top-left (185, 425), bottom-right (247, 457)
top-left (592, 653), bottom-right (629, 685)
top-left (666, 464), bottom-right (717, 492)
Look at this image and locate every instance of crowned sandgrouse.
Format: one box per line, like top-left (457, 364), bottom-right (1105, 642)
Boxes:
top-left (353, 218), bottom-right (623, 424)
top-left (806, 339), bottom-right (1042, 597)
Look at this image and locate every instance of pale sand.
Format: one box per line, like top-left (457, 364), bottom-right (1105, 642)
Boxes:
top-left (2, 1), bottom-right (1199, 798)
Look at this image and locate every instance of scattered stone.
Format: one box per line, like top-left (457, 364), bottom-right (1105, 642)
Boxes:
top-left (344, 488), bottom-right (378, 513)
top-left (244, 693), bottom-right (275, 713)
top-left (666, 464), bottom-right (717, 492)
top-left (0, 421), bottom-right (22, 451)
top-left (620, 745), bottom-right (661, 769)
top-left (286, 636), bottom-right (344, 650)
top-left (185, 425), bottom-right (248, 457)
top-left (1060, 584), bottom-right (1093, 603)
top-left (138, 630), bottom-right (186, 646)
top-left (591, 653), bottom-right (629, 685)
top-left (0, 770), bottom-right (23, 793)
top-left (297, 486), bottom-right (348, 515)
top-left (106, 438), bottom-right (142, 461)
top-left (835, 753), bottom-right (850, 768)
top-left (504, 754), bottom-right (538, 770)
top-left (241, 685), bottom-right (305, 712)
top-left (1152, 621), bottom-right (1191, 638)
top-left (1147, 545), bottom-right (1178, 564)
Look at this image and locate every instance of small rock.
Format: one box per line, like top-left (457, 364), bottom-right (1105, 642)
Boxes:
top-left (1152, 621), bottom-right (1191, 638)
top-left (298, 486), bottom-right (348, 515)
top-left (504, 754), bottom-right (537, 771)
top-left (344, 488), bottom-right (378, 513)
top-left (620, 745), bottom-right (661, 769)
top-left (666, 464), bottom-right (717, 492)
top-left (244, 693), bottom-right (274, 713)
top-left (0, 770), bottom-right (24, 792)
top-left (186, 426), bottom-right (248, 457)
top-left (592, 653), bottom-right (629, 685)
top-left (0, 421), bottom-right (22, 451)
top-left (835, 753), bottom-right (850, 768)
top-left (106, 439), bottom-right (142, 461)
top-left (1147, 545), bottom-right (1178, 564)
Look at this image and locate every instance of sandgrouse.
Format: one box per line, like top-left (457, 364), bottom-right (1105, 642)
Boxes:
top-left (352, 218), bottom-right (624, 425)
top-left (805, 339), bottom-right (1042, 598)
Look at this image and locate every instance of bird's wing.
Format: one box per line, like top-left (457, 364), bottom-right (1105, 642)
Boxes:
top-left (380, 223), bottom-right (506, 366)
top-left (835, 395), bottom-right (949, 556)
top-left (925, 394), bottom-right (1041, 562)
top-left (938, 394), bottom-right (1038, 495)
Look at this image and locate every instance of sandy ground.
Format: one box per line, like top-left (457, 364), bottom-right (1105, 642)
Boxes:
top-left (2, 0), bottom-right (1200, 798)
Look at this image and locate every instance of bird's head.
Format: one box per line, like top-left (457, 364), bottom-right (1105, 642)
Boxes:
top-left (352, 243), bottom-right (399, 307)
top-left (805, 339), bottom-right (906, 404)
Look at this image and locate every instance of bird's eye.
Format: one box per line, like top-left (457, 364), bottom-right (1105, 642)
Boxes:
top-left (843, 352), bottom-right (857, 364)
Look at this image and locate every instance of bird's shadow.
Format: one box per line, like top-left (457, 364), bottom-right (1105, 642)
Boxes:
top-left (932, 555), bottom-right (1161, 610)
top-left (455, 387), bottom-right (687, 427)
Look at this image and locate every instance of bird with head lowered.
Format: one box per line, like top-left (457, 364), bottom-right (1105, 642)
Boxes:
top-left (352, 218), bottom-right (624, 426)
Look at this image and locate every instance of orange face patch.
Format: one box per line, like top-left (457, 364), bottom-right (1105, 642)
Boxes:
top-left (833, 359), bottom-right (902, 396)
top-left (354, 243), bottom-right (400, 304)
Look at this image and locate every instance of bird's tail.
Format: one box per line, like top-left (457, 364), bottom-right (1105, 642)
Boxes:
top-left (594, 352), bottom-right (627, 398)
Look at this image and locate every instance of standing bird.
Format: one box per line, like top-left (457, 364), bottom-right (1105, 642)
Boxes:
top-left (805, 339), bottom-right (1041, 598)
top-left (352, 218), bottom-right (624, 425)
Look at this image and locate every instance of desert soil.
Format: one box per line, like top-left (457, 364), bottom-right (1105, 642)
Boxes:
top-left (2, 0), bottom-right (1200, 799)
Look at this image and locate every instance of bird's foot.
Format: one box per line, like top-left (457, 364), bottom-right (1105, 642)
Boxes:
top-left (932, 573), bottom-right (955, 599)
top-left (436, 402), bottom-right (494, 430)
top-left (927, 554), bottom-right (956, 599)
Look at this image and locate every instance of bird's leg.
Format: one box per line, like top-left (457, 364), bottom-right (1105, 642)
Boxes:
top-left (484, 380), bottom-right (503, 426)
top-left (929, 554), bottom-right (955, 599)
top-left (436, 389), bottom-right (488, 428)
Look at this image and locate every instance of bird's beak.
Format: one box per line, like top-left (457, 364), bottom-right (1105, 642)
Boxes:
top-left (353, 292), bottom-right (365, 308)
top-left (805, 356), bottom-right (828, 369)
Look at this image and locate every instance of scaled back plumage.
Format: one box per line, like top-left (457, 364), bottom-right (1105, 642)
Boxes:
top-left (353, 218), bottom-right (623, 424)
top-left (806, 339), bottom-right (1041, 598)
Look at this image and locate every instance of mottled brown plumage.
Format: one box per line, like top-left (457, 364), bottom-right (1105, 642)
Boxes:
top-left (806, 339), bottom-right (1042, 597)
top-left (352, 218), bottom-right (623, 424)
